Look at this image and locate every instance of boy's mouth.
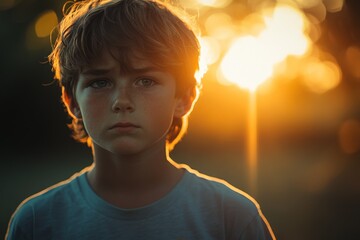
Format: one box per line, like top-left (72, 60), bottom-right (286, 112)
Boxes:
top-left (109, 122), bottom-right (139, 129)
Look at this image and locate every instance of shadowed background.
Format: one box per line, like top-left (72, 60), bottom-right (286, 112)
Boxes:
top-left (1, 0), bottom-right (360, 239)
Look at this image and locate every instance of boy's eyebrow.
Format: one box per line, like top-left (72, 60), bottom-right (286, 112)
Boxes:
top-left (81, 66), bottom-right (163, 75)
top-left (81, 68), bottom-right (111, 75)
top-left (130, 66), bottom-right (162, 73)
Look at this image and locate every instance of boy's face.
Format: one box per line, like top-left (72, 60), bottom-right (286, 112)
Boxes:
top-left (72, 50), bottom-right (188, 155)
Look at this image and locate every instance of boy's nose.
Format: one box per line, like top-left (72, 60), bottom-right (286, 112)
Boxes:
top-left (111, 87), bottom-right (134, 113)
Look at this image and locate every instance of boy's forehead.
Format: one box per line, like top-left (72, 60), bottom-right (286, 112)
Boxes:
top-left (82, 49), bottom-right (157, 73)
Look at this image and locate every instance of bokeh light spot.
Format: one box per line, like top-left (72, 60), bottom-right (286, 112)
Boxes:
top-left (323, 0), bottom-right (344, 13)
top-left (305, 1), bottom-right (327, 23)
top-left (35, 10), bottom-right (58, 38)
top-left (302, 59), bottom-right (341, 94)
top-left (293, 0), bottom-right (322, 9)
top-left (197, 0), bottom-right (233, 8)
top-left (204, 12), bottom-right (235, 40)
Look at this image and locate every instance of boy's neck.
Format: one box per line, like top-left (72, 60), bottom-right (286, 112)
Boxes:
top-left (86, 143), bottom-right (184, 209)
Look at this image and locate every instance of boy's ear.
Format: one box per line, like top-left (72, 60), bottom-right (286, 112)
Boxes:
top-left (174, 87), bottom-right (197, 118)
top-left (62, 88), bottom-right (82, 119)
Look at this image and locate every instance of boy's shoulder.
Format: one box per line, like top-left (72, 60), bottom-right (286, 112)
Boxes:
top-left (23, 168), bottom-right (87, 205)
top-left (10, 167), bottom-right (89, 219)
top-left (183, 165), bottom-right (260, 214)
top-left (181, 165), bottom-right (273, 239)
top-left (6, 168), bottom-right (90, 239)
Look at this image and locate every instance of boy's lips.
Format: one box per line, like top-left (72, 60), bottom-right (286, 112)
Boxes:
top-left (109, 122), bottom-right (139, 130)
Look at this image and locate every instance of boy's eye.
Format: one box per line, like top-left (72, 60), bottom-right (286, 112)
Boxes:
top-left (89, 79), bottom-right (111, 89)
top-left (135, 78), bottom-right (156, 87)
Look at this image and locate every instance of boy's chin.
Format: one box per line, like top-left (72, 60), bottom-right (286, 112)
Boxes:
top-left (108, 142), bottom-right (156, 157)
top-left (93, 136), bottom-right (167, 158)
top-left (109, 144), bottom-right (144, 156)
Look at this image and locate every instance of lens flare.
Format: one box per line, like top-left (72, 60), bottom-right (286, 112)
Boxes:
top-left (220, 4), bottom-right (310, 92)
top-left (218, 4), bottom-right (312, 194)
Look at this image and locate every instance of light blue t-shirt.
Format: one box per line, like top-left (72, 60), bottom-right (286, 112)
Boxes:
top-left (6, 166), bottom-right (275, 239)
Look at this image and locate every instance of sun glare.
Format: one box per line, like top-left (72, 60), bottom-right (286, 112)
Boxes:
top-left (197, 0), bottom-right (232, 8)
top-left (220, 4), bottom-right (310, 92)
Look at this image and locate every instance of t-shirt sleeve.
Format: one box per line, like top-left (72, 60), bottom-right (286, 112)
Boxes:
top-left (238, 213), bottom-right (276, 240)
top-left (215, 179), bottom-right (276, 239)
top-left (5, 202), bottom-right (34, 240)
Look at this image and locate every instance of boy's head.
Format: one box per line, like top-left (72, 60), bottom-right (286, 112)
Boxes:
top-left (49, 0), bottom-right (203, 150)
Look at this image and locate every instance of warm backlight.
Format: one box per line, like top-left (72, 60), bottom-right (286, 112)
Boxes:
top-left (220, 4), bottom-right (310, 92)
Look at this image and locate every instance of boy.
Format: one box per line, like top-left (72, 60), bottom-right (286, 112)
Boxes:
top-left (6, 0), bottom-right (276, 239)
